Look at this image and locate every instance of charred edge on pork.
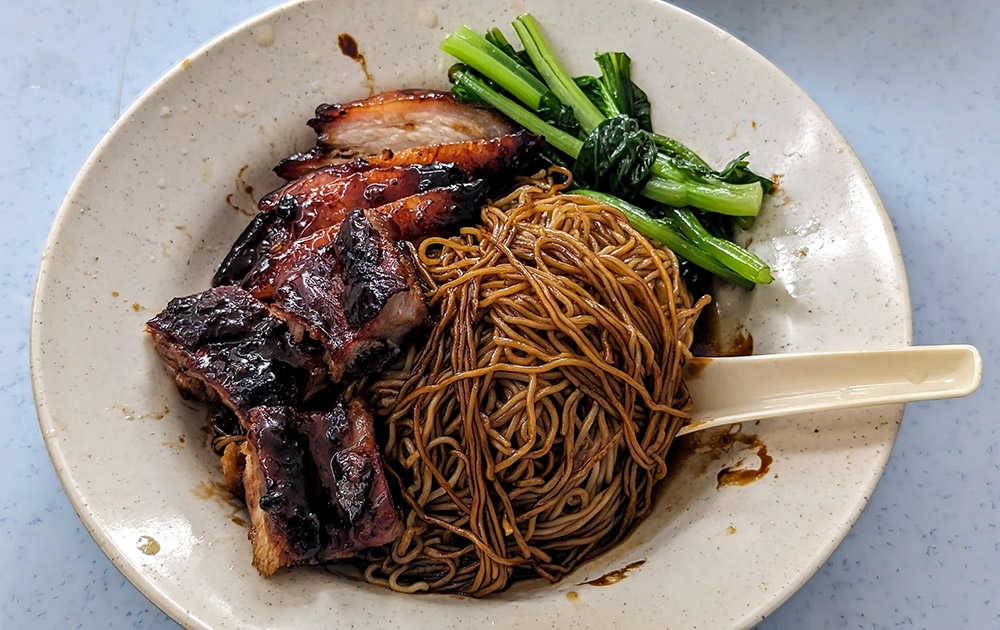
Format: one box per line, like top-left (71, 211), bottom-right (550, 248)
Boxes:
top-left (334, 208), bottom-right (410, 326)
top-left (241, 180), bottom-right (487, 302)
top-left (300, 399), bottom-right (403, 561)
top-left (243, 406), bottom-right (323, 575)
top-left (242, 401), bottom-right (402, 575)
top-left (268, 207), bottom-right (429, 381)
top-left (145, 285), bottom-right (329, 423)
top-left (213, 163), bottom-right (466, 288)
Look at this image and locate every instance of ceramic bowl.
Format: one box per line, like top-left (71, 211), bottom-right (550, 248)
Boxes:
top-left (31, 1), bottom-right (910, 628)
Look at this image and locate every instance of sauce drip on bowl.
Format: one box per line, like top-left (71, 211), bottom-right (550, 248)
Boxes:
top-left (581, 560), bottom-right (647, 586)
top-left (716, 435), bottom-right (772, 488)
top-left (338, 33), bottom-right (375, 95)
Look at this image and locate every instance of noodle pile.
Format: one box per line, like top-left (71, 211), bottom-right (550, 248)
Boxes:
top-left (360, 172), bottom-right (708, 595)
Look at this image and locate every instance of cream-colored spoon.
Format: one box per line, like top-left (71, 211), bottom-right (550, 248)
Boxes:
top-left (679, 344), bottom-right (982, 436)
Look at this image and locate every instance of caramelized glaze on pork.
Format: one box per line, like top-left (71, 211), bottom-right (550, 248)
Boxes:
top-left (242, 401), bottom-right (402, 575)
top-left (214, 163), bottom-right (465, 288)
top-left (274, 89), bottom-right (514, 179)
top-left (145, 286), bottom-right (329, 422)
top-left (276, 130), bottom-right (543, 183)
top-left (270, 207), bottom-right (429, 381)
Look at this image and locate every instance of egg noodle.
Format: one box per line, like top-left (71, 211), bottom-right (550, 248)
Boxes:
top-left (359, 170), bottom-right (707, 595)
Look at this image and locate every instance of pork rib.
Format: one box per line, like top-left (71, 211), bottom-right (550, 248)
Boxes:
top-left (243, 406), bottom-right (324, 575)
top-left (302, 399), bottom-right (403, 561)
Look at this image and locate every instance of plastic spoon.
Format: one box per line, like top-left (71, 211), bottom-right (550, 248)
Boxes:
top-left (678, 344), bottom-right (982, 436)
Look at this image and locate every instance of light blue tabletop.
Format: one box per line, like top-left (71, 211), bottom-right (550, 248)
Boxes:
top-left (2, 1), bottom-right (995, 628)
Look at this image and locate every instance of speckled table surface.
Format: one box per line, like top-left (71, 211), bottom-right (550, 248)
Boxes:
top-left (2, 0), bottom-right (996, 628)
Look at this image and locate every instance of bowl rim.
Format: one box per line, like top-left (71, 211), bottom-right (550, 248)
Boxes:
top-left (29, 1), bottom-right (914, 628)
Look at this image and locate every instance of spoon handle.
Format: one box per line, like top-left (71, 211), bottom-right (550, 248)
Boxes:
top-left (678, 344), bottom-right (982, 436)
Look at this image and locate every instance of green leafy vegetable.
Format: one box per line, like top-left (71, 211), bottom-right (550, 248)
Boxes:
top-left (537, 91), bottom-right (582, 135)
top-left (441, 26), bottom-right (548, 110)
top-left (574, 116), bottom-right (657, 198)
top-left (511, 14), bottom-right (607, 134)
top-left (594, 52), bottom-right (652, 130)
top-left (573, 76), bottom-right (617, 120)
top-left (441, 14), bottom-right (775, 288)
top-left (446, 64), bottom-right (584, 156)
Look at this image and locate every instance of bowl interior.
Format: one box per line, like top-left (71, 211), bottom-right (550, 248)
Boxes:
top-left (31, 1), bottom-right (910, 628)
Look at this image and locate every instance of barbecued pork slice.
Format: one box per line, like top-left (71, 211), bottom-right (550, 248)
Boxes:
top-left (242, 401), bottom-right (402, 575)
top-left (275, 129), bottom-right (544, 183)
top-left (270, 207), bottom-right (428, 381)
top-left (145, 286), bottom-right (329, 424)
top-left (243, 406), bottom-right (323, 575)
top-left (242, 180), bottom-right (487, 301)
top-left (313, 89), bottom-right (513, 150)
top-left (273, 89), bottom-right (513, 179)
top-left (298, 399), bottom-right (403, 561)
top-left (260, 162), bottom-right (467, 228)
top-left (213, 163), bottom-right (466, 288)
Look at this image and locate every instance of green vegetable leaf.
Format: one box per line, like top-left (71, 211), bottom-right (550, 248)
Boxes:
top-left (718, 151), bottom-right (775, 193)
top-left (537, 91), bottom-right (582, 135)
top-left (671, 208), bottom-right (773, 284)
top-left (441, 13), bottom-right (774, 286)
top-left (594, 52), bottom-right (652, 131)
top-left (629, 82), bottom-right (652, 132)
top-left (513, 13), bottom-right (607, 134)
top-left (574, 75), bottom-right (618, 119)
top-left (653, 134), bottom-right (714, 175)
top-left (442, 26), bottom-right (549, 110)
top-left (447, 64), bottom-right (584, 157)
top-left (574, 115), bottom-right (657, 199)
top-left (654, 135), bottom-right (773, 195)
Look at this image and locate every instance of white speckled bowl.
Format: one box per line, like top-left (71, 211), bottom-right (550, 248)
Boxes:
top-left (30, 0), bottom-right (910, 628)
